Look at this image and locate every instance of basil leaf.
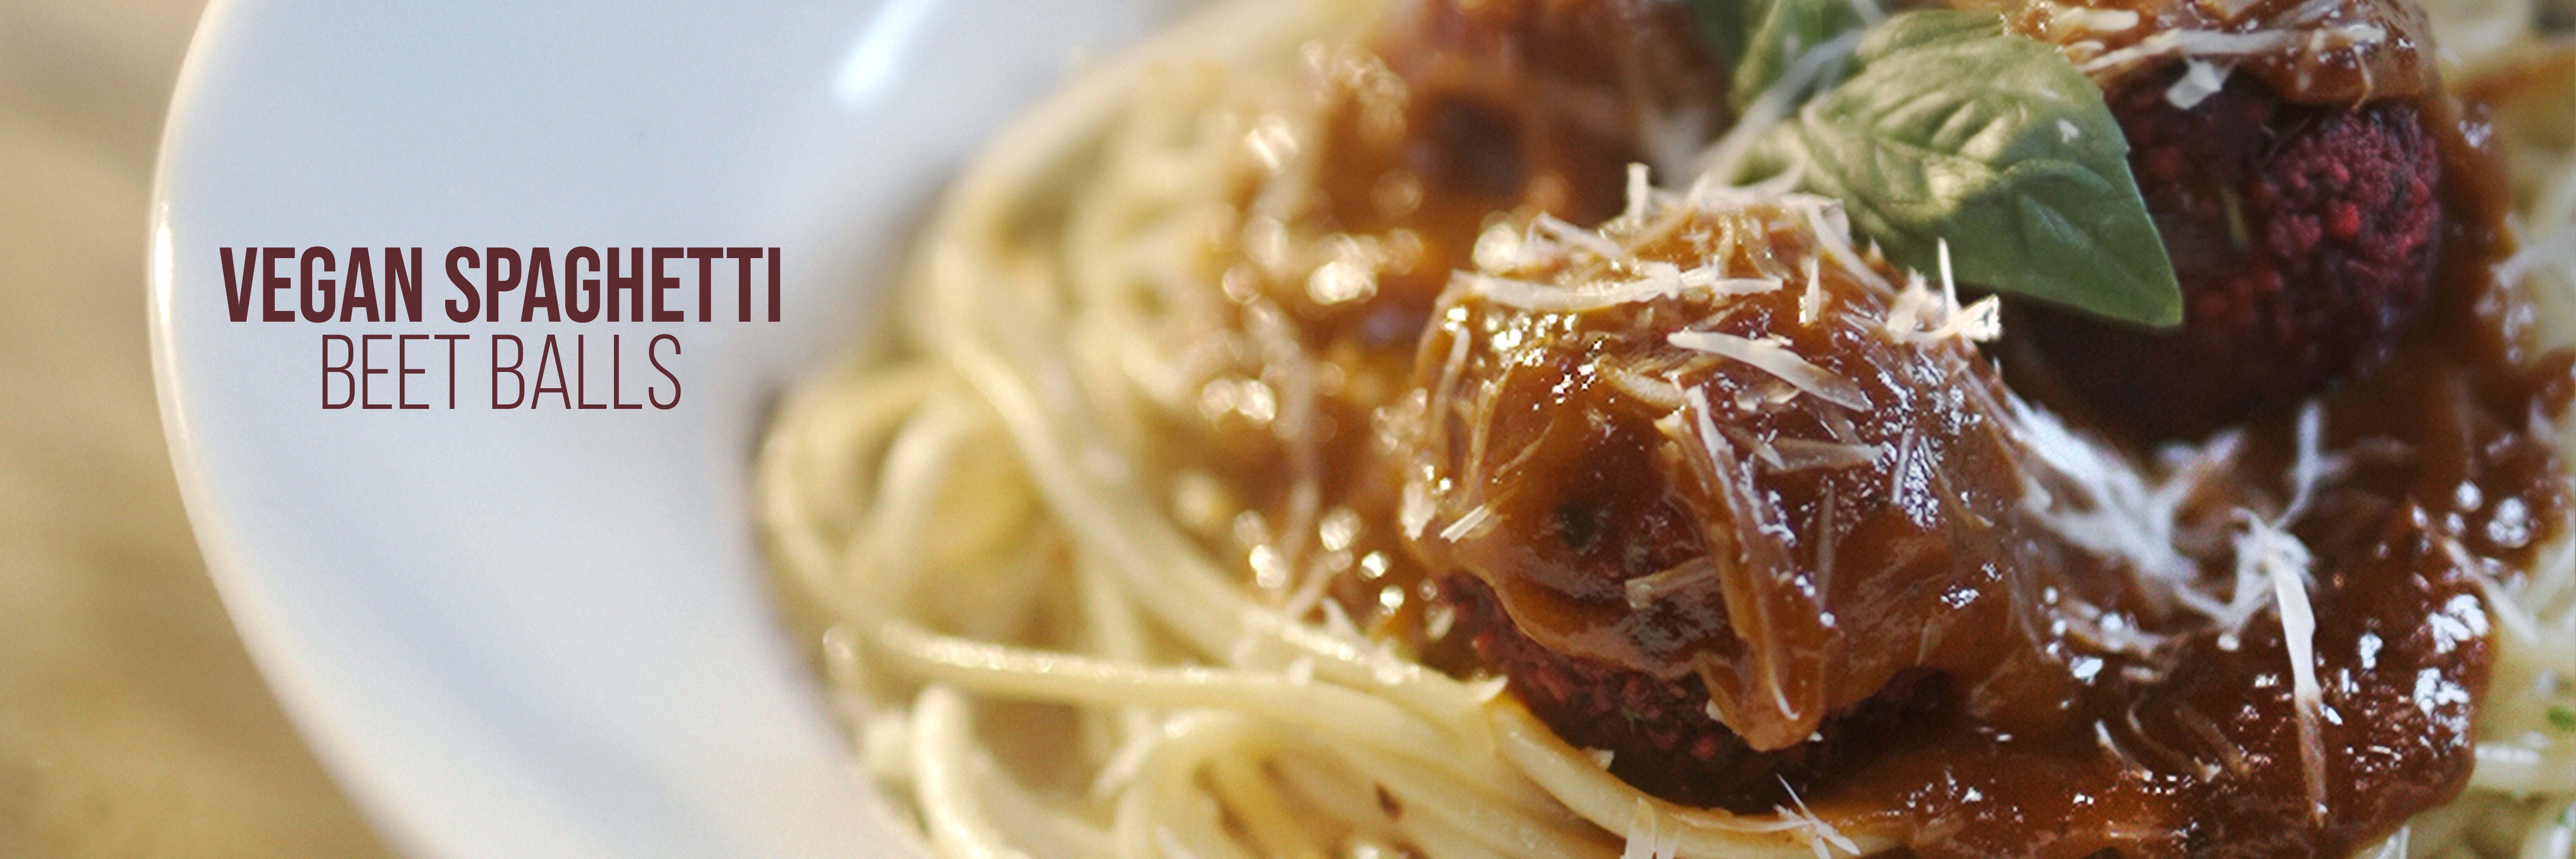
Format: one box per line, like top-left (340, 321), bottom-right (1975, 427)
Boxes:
top-left (1753, 10), bottom-right (2183, 329)
top-left (1852, 6), bottom-right (1999, 55)
top-left (1692, 0), bottom-right (1870, 112)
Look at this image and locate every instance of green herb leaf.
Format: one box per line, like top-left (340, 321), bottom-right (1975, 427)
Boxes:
top-left (1750, 10), bottom-right (2183, 328)
top-left (1691, 0), bottom-right (1869, 112)
top-left (2549, 704), bottom-right (2576, 732)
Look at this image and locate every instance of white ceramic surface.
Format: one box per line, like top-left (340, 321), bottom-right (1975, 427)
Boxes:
top-left (149, 2), bottom-right (1172, 856)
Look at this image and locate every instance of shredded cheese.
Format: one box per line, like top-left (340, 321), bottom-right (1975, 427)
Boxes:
top-left (1883, 241), bottom-right (2002, 343)
top-left (1622, 162), bottom-right (1652, 223)
top-left (1625, 558), bottom-right (1719, 609)
top-left (1774, 778), bottom-right (1862, 859)
top-left (1537, 213), bottom-right (1632, 265)
top-left (1668, 330), bottom-right (1873, 411)
top-left (2166, 58), bottom-right (2234, 108)
top-left (2078, 28), bottom-right (2296, 74)
top-left (1464, 270), bottom-right (1782, 313)
top-left (1799, 255), bottom-right (1827, 326)
top-left (2238, 512), bottom-right (2327, 821)
top-left (1437, 503), bottom-right (1498, 543)
top-left (1771, 438), bottom-right (1887, 472)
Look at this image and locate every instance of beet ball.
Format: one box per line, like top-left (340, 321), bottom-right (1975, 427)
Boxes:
top-left (2015, 66), bottom-right (2444, 441)
top-left (1437, 576), bottom-right (1942, 812)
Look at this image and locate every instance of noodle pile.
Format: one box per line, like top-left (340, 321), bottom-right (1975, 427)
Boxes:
top-left (756, 0), bottom-right (2576, 856)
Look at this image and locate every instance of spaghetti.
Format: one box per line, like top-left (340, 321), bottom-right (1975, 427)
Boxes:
top-left (757, 0), bottom-right (2576, 856)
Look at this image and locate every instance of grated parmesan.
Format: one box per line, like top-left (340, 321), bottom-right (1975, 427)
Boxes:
top-left (1668, 330), bottom-right (1873, 411)
top-left (2166, 58), bottom-right (2233, 109)
top-left (1625, 557), bottom-right (1720, 609)
top-left (1537, 213), bottom-right (1632, 264)
top-left (1437, 503), bottom-right (1498, 543)
top-left (1883, 241), bottom-right (2002, 343)
top-left (2078, 28), bottom-right (2296, 74)
top-left (1774, 777), bottom-right (1863, 859)
top-left (1463, 269), bottom-right (1782, 313)
top-left (1771, 437), bottom-right (1887, 472)
top-left (1622, 162), bottom-right (1652, 222)
top-left (1799, 254), bottom-right (1827, 326)
top-left (2239, 512), bottom-right (2327, 821)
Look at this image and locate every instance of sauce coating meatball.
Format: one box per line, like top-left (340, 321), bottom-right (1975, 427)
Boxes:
top-left (1390, 192), bottom-right (2549, 858)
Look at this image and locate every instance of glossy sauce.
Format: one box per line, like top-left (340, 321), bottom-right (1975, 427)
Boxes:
top-left (1401, 195), bottom-right (2561, 858)
top-left (1137, 1), bottom-right (2573, 857)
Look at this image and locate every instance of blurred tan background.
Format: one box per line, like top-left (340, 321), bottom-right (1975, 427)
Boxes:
top-left (0, 0), bottom-right (393, 855)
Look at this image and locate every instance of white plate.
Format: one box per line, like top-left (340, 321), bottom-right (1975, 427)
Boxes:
top-left (150, 2), bottom-right (1174, 856)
